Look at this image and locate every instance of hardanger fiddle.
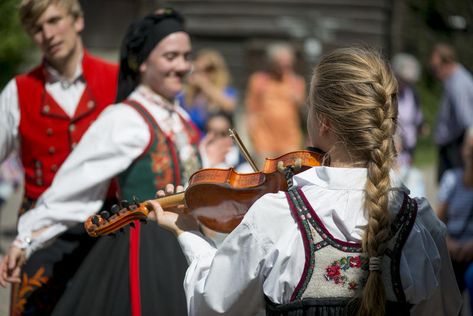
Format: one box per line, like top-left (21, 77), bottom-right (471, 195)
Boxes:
top-left (84, 149), bottom-right (322, 237)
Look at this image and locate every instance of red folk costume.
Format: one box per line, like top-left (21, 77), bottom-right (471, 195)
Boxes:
top-left (16, 52), bottom-right (118, 201)
top-left (10, 52), bottom-right (118, 316)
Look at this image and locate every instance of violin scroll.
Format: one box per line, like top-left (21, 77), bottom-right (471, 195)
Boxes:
top-left (85, 193), bottom-right (186, 237)
top-left (85, 199), bottom-right (151, 237)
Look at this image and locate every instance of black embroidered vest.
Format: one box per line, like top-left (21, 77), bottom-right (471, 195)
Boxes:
top-left (266, 187), bottom-right (417, 316)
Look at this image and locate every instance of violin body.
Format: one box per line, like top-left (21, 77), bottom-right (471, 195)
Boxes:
top-left (185, 150), bottom-right (321, 232)
top-left (85, 150), bottom-right (322, 236)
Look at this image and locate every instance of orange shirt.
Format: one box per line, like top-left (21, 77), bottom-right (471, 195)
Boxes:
top-left (245, 72), bottom-right (306, 157)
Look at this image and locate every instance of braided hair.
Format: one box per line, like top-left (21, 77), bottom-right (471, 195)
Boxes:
top-left (309, 47), bottom-right (398, 316)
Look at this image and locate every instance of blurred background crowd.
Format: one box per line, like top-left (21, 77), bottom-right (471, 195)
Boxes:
top-left (1, 0), bottom-right (473, 314)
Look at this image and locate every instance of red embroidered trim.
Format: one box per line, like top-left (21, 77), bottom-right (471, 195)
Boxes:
top-left (297, 189), bottom-right (361, 248)
top-left (286, 192), bottom-right (311, 302)
top-left (167, 137), bottom-right (181, 186)
top-left (129, 220), bottom-right (142, 316)
top-left (122, 100), bottom-right (156, 160)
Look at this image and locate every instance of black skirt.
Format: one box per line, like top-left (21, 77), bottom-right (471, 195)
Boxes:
top-left (265, 297), bottom-right (412, 316)
top-left (51, 221), bottom-right (188, 316)
top-left (11, 224), bottom-right (96, 316)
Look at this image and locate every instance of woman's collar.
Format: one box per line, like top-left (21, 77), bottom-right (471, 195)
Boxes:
top-left (136, 85), bottom-right (177, 110)
top-left (293, 165), bottom-right (409, 193)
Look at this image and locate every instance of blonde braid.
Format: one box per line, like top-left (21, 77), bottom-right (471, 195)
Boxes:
top-left (310, 47), bottom-right (398, 316)
top-left (359, 69), bottom-right (398, 316)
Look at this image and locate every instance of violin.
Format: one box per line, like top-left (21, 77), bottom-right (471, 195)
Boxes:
top-left (84, 131), bottom-right (323, 237)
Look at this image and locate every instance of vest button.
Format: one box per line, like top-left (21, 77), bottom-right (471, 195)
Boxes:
top-left (46, 128), bottom-right (53, 136)
top-left (51, 164), bottom-right (58, 172)
top-left (35, 168), bottom-right (42, 176)
top-left (69, 124), bottom-right (76, 132)
top-left (35, 160), bottom-right (42, 168)
top-left (48, 146), bottom-right (56, 154)
top-left (43, 105), bottom-right (50, 113)
top-left (36, 179), bottom-right (43, 186)
top-left (87, 100), bottom-right (95, 109)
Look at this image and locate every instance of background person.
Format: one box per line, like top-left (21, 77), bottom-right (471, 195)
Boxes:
top-left (180, 49), bottom-right (237, 132)
top-left (431, 43), bottom-right (473, 182)
top-left (245, 42), bottom-right (306, 162)
top-left (392, 53), bottom-right (424, 167)
top-left (437, 127), bottom-right (473, 313)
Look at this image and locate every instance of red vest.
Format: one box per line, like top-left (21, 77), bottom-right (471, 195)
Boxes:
top-left (16, 52), bottom-right (118, 199)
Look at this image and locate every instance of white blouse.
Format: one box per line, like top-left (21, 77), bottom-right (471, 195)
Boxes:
top-left (12, 86), bottom-right (199, 256)
top-left (178, 166), bottom-right (462, 316)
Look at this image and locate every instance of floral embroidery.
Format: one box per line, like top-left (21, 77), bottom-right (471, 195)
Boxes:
top-left (349, 256), bottom-right (362, 268)
top-left (14, 266), bottom-right (49, 315)
top-left (324, 255), bottom-right (368, 290)
top-left (150, 136), bottom-right (174, 188)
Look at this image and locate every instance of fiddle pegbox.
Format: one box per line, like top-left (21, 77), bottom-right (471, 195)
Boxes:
top-left (276, 157), bottom-right (305, 190)
top-left (276, 158), bottom-right (303, 174)
top-left (84, 196), bottom-right (151, 237)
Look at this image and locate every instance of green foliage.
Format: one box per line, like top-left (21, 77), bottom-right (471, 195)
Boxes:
top-left (0, 0), bottom-right (34, 88)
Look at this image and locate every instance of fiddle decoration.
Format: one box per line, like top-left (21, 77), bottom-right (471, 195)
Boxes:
top-left (84, 150), bottom-right (322, 237)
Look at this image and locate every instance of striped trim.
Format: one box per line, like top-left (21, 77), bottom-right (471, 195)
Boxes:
top-left (286, 190), bottom-right (312, 301)
top-left (129, 220), bottom-right (142, 316)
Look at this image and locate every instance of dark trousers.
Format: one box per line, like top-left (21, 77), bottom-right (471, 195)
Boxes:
top-left (438, 132), bottom-right (465, 183)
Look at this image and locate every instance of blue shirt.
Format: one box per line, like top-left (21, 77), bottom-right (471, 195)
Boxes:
top-left (178, 87), bottom-right (237, 133)
top-left (438, 168), bottom-right (473, 241)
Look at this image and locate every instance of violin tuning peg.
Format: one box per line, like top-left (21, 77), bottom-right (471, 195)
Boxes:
top-left (110, 204), bottom-right (120, 214)
top-left (120, 200), bottom-right (130, 208)
top-left (277, 161), bottom-right (285, 173)
top-left (91, 215), bottom-right (100, 226)
top-left (128, 204), bottom-right (138, 211)
top-left (294, 158), bottom-right (302, 171)
top-left (100, 210), bottom-right (110, 221)
top-left (132, 195), bottom-right (141, 204)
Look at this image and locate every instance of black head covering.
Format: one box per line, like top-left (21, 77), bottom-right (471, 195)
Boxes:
top-left (116, 8), bottom-right (186, 102)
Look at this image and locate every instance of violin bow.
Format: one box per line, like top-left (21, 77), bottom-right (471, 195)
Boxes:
top-left (228, 129), bottom-right (259, 172)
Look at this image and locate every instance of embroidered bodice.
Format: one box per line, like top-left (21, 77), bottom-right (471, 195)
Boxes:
top-left (266, 186), bottom-right (417, 316)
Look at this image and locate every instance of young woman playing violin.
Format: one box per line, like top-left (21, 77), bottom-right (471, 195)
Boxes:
top-left (151, 48), bottom-right (462, 316)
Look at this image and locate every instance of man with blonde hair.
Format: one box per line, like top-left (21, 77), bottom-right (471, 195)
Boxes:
top-left (0, 0), bottom-right (118, 314)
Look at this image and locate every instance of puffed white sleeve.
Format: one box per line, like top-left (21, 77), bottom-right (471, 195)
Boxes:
top-left (0, 79), bottom-right (20, 162)
top-left (177, 197), bottom-right (275, 316)
top-left (401, 197), bottom-right (462, 316)
top-left (14, 104), bottom-right (150, 257)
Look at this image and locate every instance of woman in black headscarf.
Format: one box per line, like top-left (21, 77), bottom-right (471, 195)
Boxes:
top-left (18, 8), bottom-right (214, 316)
